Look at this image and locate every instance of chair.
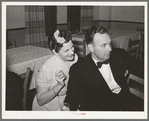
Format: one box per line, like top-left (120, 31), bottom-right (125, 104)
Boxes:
top-left (22, 67), bottom-right (32, 110)
top-left (6, 31), bottom-right (16, 49)
top-left (72, 39), bottom-right (86, 58)
top-left (25, 67), bottom-right (40, 110)
top-left (6, 68), bottom-right (32, 110)
top-left (127, 38), bottom-right (143, 60)
top-left (82, 28), bottom-right (88, 34)
top-left (33, 67), bottom-right (40, 90)
top-left (127, 73), bottom-right (144, 111)
top-left (127, 73), bottom-right (144, 99)
top-left (138, 38), bottom-right (144, 61)
top-left (136, 27), bottom-right (144, 61)
top-left (6, 39), bottom-right (16, 49)
top-left (136, 27), bottom-right (144, 33)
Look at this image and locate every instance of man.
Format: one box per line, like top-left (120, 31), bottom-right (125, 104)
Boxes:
top-left (64, 25), bottom-right (144, 111)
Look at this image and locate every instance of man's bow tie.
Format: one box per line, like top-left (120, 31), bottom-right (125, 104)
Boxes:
top-left (97, 59), bottom-right (110, 68)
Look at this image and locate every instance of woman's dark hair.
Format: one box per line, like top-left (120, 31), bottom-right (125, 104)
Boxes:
top-left (85, 26), bottom-right (109, 45)
top-left (48, 30), bottom-right (72, 53)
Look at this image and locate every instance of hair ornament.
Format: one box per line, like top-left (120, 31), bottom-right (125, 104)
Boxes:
top-left (54, 30), bottom-right (66, 44)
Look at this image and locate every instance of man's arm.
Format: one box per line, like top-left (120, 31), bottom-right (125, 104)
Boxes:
top-left (64, 64), bottom-right (83, 111)
top-left (123, 49), bottom-right (144, 78)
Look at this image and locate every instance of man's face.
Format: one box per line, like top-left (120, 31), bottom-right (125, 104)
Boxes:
top-left (58, 41), bottom-right (75, 62)
top-left (91, 33), bottom-right (112, 62)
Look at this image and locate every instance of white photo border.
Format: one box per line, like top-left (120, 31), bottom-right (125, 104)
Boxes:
top-left (2, 1), bottom-right (148, 119)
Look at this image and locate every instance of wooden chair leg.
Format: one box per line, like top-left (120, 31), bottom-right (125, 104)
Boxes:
top-left (23, 67), bottom-right (32, 110)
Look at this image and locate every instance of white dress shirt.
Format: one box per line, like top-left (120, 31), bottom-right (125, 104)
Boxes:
top-left (92, 57), bottom-right (121, 94)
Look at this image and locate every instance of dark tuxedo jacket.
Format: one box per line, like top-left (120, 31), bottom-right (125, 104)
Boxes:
top-left (65, 48), bottom-right (144, 111)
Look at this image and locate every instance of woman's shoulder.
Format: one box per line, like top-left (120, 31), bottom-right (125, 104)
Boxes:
top-left (44, 55), bottom-right (58, 66)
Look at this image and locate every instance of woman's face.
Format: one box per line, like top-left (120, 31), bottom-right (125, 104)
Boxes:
top-left (57, 41), bottom-right (75, 62)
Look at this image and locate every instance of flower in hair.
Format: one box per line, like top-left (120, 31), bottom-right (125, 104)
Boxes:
top-left (54, 30), bottom-right (66, 44)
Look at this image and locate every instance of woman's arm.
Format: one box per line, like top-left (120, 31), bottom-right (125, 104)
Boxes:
top-left (36, 82), bottom-right (64, 106)
top-left (36, 65), bottom-right (66, 106)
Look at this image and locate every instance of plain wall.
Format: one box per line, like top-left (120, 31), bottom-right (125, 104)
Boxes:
top-left (6, 6), bottom-right (144, 29)
top-left (6, 6), bottom-right (25, 29)
top-left (99, 6), bottom-right (111, 20)
top-left (6, 6), bottom-right (144, 47)
top-left (111, 6), bottom-right (144, 22)
top-left (57, 6), bottom-right (67, 24)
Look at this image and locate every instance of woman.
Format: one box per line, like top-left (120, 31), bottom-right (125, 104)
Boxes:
top-left (32, 29), bottom-right (78, 111)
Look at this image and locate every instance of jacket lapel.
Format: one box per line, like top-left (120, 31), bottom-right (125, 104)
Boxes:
top-left (85, 54), bottom-right (112, 92)
top-left (109, 52), bottom-right (127, 89)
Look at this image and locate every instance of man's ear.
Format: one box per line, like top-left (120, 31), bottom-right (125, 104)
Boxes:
top-left (88, 43), bottom-right (94, 52)
top-left (52, 50), bottom-right (58, 56)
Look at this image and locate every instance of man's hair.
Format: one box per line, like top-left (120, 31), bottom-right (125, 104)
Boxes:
top-left (85, 26), bottom-right (109, 45)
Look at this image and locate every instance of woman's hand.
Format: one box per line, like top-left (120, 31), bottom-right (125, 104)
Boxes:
top-left (55, 70), bottom-right (67, 86)
top-left (37, 70), bottom-right (66, 106)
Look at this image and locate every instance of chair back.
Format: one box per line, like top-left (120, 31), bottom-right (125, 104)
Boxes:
top-left (136, 27), bottom-right (144, 33)
top-left (127, 74), bottom-right (144, 100)
top-left (139, 34), bottom-right (144, 62)
top-left (127, 38), bottom-right (142, 60)
top-left (6, 30), bottom-right (16, 49)
top-left (72, 39), bottom-right (86, 58)
top-left (136, 27), bottom-right (144, 61)
top-left (6, 39), bottom-right (16, 49)
top-left (33, 67), bottom-right (41, 92)
top-left (22, 67), bottom-right (32, 110)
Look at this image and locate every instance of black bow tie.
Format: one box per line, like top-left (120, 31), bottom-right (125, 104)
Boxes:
top-left (97, 59), bottom-right (110, 68)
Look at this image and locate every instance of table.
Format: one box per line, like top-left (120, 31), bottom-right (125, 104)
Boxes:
top-left (6, 45), bottom-right (53, 89)
top-left (72, 29), bottom-right (141, 55)
top-left (109, 29), bottom-right (141, 51)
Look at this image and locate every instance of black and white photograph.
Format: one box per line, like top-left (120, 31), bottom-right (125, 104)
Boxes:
top-left (2, 1), bottom-right (148, 119)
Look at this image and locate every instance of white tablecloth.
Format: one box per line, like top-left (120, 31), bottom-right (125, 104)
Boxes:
top-left (72, 29), bottom-right (141, 55)
top-left (6, 45), bottom-right (53, 89)
top-left (109, 29), bottom-right (141, 51)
